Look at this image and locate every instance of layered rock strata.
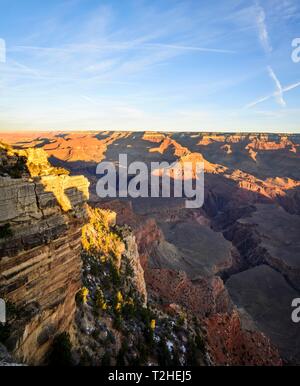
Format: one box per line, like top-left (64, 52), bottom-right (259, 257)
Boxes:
top-left (0, 145), bottom-right (89, 364)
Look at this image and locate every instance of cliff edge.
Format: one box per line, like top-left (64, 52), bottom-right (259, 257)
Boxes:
top-left (0, 143), bottom-right (89, 364)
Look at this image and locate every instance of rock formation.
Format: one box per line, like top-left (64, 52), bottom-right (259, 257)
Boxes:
top-left (0, 144), bottom-right (89, 364)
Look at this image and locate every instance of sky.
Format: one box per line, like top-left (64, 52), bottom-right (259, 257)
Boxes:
top-left (0, 0), bottom-right (299, 132)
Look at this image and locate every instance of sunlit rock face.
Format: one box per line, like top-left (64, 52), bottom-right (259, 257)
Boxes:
top-left (0, 144), bottom-right (89, 364)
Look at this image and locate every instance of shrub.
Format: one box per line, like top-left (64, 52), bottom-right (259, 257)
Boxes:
top-left (176, 315), bottom-right (185, 328)
top-left (139, 307), bottom-right (155, 325)
top-left (136, 340), bottom-right (149, 365)
top-left (116, 291), bottom-right (123, 303)
top-left (81, 207), bottom-right (124, 262)
top-left (186, 339), bottom-right (198, 366)
top-left (150, 319), bottom-right (156, 330)
top-left (115, 302), bottom-right (122, 313)
top-left (195, 333), bottom-right (205, 353)
top-left (125, 261), bottom-right (134, 277)
top-left (157, 338), bottom-right (173, 366)
top-left (113, 315), bottom-right (122, 330)
top-left (101, 352), bottom-right (111, 366)
top-left (122, 298), bottom-right (135, 318)
top-left (95, 287), bottom-right (108, 311)
top-left (77, 287), bottom-right (89, 304)
top-left (109, 261), bottom-right (121, 287)
top-left (0, 224), bottom-right (13, 239)
top-left (116, 341), bottom-right (128, 366)
top-left (49, 332), bottom-right (73, 366)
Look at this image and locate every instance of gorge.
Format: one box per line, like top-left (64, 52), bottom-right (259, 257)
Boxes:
top-left (0, 131), bottom-right (299, 365)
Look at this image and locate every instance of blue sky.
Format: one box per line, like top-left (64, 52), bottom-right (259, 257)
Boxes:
top-left (0, 0), bottom-right (299, 132)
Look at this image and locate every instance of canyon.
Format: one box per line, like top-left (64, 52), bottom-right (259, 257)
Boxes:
top-left (0, 131), bottom-right (299, 365)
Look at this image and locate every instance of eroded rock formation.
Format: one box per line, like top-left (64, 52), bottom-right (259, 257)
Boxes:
top-left (0, 144), bottom-right (89, 364)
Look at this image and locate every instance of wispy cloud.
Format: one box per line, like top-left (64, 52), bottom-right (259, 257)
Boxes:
top-left (255, 2), bottom-right (272, 53)
top-left (11, 40), bottom-right (236, 55)
top-left (84, 60), bottom-right (118, 73)
top-left (81, 95), bottom-right (145, 119)
top-left (1, 0), bottom-right (299, 132)
top-left (144, 43), bottom-right (236, 54)
top-left (81, 95), bottom-right (98, 105)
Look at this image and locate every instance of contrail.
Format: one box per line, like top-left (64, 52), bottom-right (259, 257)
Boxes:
top-left (144, 43), bottom-right (236, 54)
top-left (267, 66), bottom-right (286, 107)
top-left (245, 67), bottom-right (300, 109)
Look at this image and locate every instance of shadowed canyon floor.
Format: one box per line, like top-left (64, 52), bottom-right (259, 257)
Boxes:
top-left (1, 131), bottom-right (300, 364)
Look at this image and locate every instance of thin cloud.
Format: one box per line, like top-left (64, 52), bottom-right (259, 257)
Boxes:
top-left (11, 41), bottom-right (236, 55)
top-left (81, 95), bottom-right (98, 105)
top-left (144, 43), bottom-right (236, 54)
top-left (245, 95), bottom-right (270, 109)
top-left (85, 60), bottom-right (118, 73)
top-left (284, 81), bottom-right (300, 92)
top-left (81, 95), bottom-right (144, 119)
top-left (255, 3), bottom-right (272, 53)
top-left (267, 66), bottom-right (286, 107)
top-left (245, 80), bottom-right (300, 109)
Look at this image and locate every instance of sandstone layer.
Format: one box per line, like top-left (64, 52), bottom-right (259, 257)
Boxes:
top-left (0, 145), bottom-right (89, 364)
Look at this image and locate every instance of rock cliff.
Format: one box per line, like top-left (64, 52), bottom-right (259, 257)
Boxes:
top-left (0, 143), bottom-right (89, 364)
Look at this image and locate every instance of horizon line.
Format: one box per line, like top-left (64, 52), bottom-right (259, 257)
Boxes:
top-left (0, 129), bottom-right (299, 135)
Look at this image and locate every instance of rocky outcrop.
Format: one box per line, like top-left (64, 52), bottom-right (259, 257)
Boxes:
top-left (223, 205), bottom-right (300, 291)
top-left (145, 269), bottom-right (231, 318)
top-left (246, 136), bottom-right (297, 153)
top-left (221, 144), bottom-right (232, 155)
top-left (122, 233), bottom-right (148, 306)
top-left (205, 310), bottom-right (282, 366)
top-left (149, 136), bottom-right (189, 158)
top-left (142, 132), bottom-right (166, 143)
top-left (0, 146), bottom-right (89, 364)
top-left (0, 343), bottom-right (25, 366)
top-left (145, 267), bottom-right (281, 365)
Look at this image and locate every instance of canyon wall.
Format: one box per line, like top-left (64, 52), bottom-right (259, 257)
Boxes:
top-left (0, 144), bottom-right (89, 364)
